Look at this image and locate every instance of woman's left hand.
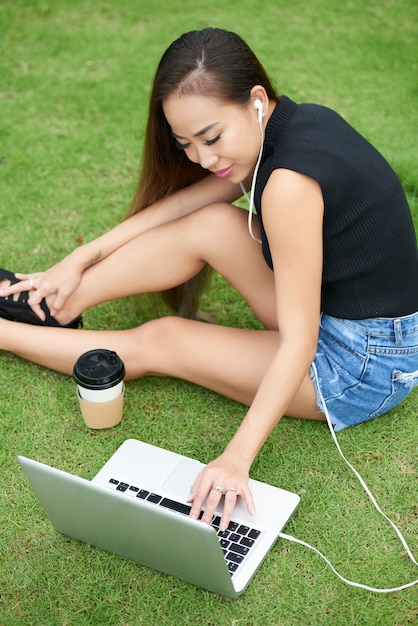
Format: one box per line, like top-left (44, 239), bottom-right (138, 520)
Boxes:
top-left (187, 452), bottom-right (255, 531)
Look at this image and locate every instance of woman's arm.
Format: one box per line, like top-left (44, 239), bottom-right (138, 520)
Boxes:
top-left (4, 174), bottom-right (242, 318)
top-left (189, 169), bottom-right (324, 529)
top-left (70, 174), bottom-right (243, 269)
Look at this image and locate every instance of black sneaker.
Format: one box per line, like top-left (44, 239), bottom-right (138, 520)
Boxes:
top-left (0, 268), bottom-right (82, 328)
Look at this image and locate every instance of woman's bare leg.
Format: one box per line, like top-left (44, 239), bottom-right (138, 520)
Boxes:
top-left (0, 319), bottom-right (141, 375)
top-left (47, 204), bottom-right (277, 329)
top-left (0, 316), bottom-right (322, 420)
top-left (141, 316), bottom-right (323, 420)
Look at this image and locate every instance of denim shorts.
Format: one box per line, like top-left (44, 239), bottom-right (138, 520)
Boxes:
top-left (310, 312), bottom-right (418, 431)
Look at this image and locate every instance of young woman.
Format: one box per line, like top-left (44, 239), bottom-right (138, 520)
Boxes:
top-left (1, 28), bottom-right (418, 531)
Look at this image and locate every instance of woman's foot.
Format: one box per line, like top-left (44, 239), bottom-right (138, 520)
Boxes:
top-left (0, 268), bottom-right (82, 328)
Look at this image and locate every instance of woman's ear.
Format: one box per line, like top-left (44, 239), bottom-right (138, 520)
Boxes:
top-left (249, 85), bottom-right (269, 120)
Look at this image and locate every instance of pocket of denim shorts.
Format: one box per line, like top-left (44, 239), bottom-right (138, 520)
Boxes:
top-left (371, 369), bottom-right (418, 418)
top-left (319, 318), bottom-right (368, 383)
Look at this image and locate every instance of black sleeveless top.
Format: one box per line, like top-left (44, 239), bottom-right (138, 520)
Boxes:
top-left (254, 96), bottom-right (418, 319)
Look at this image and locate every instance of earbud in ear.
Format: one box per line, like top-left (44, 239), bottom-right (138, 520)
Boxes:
top-left (254, 99), bottom-right (263, 123)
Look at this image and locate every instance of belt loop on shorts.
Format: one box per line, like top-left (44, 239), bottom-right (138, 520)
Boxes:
top-left (394, 318), bottom-right (403, 346)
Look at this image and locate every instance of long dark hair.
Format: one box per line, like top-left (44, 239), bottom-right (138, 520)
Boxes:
top-left (128, 28), bottom-right (278, 318)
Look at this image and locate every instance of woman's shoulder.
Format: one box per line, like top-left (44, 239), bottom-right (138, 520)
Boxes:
top-left (264, 96), bottom-right (399, 193)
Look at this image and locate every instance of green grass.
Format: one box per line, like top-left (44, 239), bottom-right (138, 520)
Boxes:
top-left (1, 1), bottom-right (417, 624)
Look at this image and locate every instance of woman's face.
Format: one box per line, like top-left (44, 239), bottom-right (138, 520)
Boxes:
top-left (163, 93), bottom-right (264, 184)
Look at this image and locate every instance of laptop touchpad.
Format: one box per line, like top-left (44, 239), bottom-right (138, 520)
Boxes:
top-left (162, 458), bottom-right (204, 500)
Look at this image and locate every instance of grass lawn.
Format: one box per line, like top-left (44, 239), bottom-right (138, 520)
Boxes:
top-left (0, 1), bottom-right (417, 624)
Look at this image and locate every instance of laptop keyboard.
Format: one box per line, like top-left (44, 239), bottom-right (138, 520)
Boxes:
top-left (107, 477), bottom-right (262, 575)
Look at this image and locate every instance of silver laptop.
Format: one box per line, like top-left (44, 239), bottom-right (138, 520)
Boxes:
top-left (17, 438), bottom-right (299, 598)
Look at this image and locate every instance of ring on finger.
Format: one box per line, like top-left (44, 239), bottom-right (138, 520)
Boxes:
top-left (29, 274), bottom-right (35, 289)
top-left (212, 485), bottom-right (224, 493)
top-left (225, 487), bottom-right (237, 493)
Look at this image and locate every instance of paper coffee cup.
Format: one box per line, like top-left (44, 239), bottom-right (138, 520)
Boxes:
top-left (76, 385), bottom-right (125, 429)
top-left (73, 349), bottom-right (125, 429)
top-left (76, 380), bottom-right (124, 403)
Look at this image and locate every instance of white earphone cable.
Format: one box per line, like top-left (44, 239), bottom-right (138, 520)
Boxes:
top-left (279, 362), bottom-right (418, 593)
top-left (278, 531), bottom-right (418, 593)
top-left (240, 115), bottom-right (264, 243)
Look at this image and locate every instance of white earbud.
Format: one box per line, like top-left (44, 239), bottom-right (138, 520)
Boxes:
top-left (254, 99), bottom-right (263, 124)
top-left (244, 99), bottom-right (265, 244)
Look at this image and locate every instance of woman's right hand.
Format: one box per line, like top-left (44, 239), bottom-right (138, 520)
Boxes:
top-left (1, 258), bottom-right (84, 322)
top-left (188, 451), bottom-right (255, 532)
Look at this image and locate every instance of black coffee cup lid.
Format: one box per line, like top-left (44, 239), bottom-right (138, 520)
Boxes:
top-left (73, 349), bottom-right (125, 390)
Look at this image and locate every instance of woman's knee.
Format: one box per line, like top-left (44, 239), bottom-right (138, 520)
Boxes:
top-left (130, 316), bottom-right (187, 375)
top-left (186, 203), bottom-right (248, 241)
